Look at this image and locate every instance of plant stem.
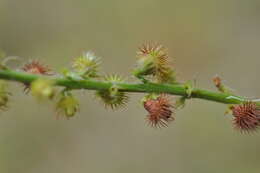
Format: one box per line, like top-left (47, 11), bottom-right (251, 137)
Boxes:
top-left (0, 69), bottom-right (250, 105)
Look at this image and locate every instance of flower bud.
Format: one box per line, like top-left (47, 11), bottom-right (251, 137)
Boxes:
top-left (0, 80), bottom-right (9, 111)
top-left (56, 93), bottom-right (79, 119)
top-left (212, 76), bottom-right (232, 93)
top-left (31, 79), bottom-right (55, 100)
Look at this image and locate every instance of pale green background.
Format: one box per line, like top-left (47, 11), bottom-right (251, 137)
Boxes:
top-left (0, 0), bottom-right (260, 172)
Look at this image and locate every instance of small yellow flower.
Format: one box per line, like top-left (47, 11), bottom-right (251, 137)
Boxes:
top-left (56, 93), bottom-right (79, 119)
top-left (31, 79), bottom-right (55, 100)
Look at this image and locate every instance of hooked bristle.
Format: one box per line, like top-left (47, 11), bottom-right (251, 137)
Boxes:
top-left (136, 43), bottom-right (175, 83)
top-left (232, 102), bottom-right (260, 132)
top-left (21, 60), bottom-right (52, 92)
top-left (22, 60), bottom-right (52, 75)
top-left (144, 94), bottom-right (175, 128)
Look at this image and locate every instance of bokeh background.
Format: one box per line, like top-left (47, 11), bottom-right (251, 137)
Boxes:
top-left (1, 0), bottom-right (260, 172)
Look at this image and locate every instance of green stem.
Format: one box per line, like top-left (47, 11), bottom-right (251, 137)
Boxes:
top-left (0, 69), bottom-right (251, 105)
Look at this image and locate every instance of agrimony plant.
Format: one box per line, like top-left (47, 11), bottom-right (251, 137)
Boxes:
top-left (0, 43), bottom-right (259, 133)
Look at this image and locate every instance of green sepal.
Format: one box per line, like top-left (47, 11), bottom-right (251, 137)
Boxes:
top-left (184, 80), bottom-right (193, 98)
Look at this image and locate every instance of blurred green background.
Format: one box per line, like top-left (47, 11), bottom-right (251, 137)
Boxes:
top-left (1, 0), bottom-right (260, 172)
